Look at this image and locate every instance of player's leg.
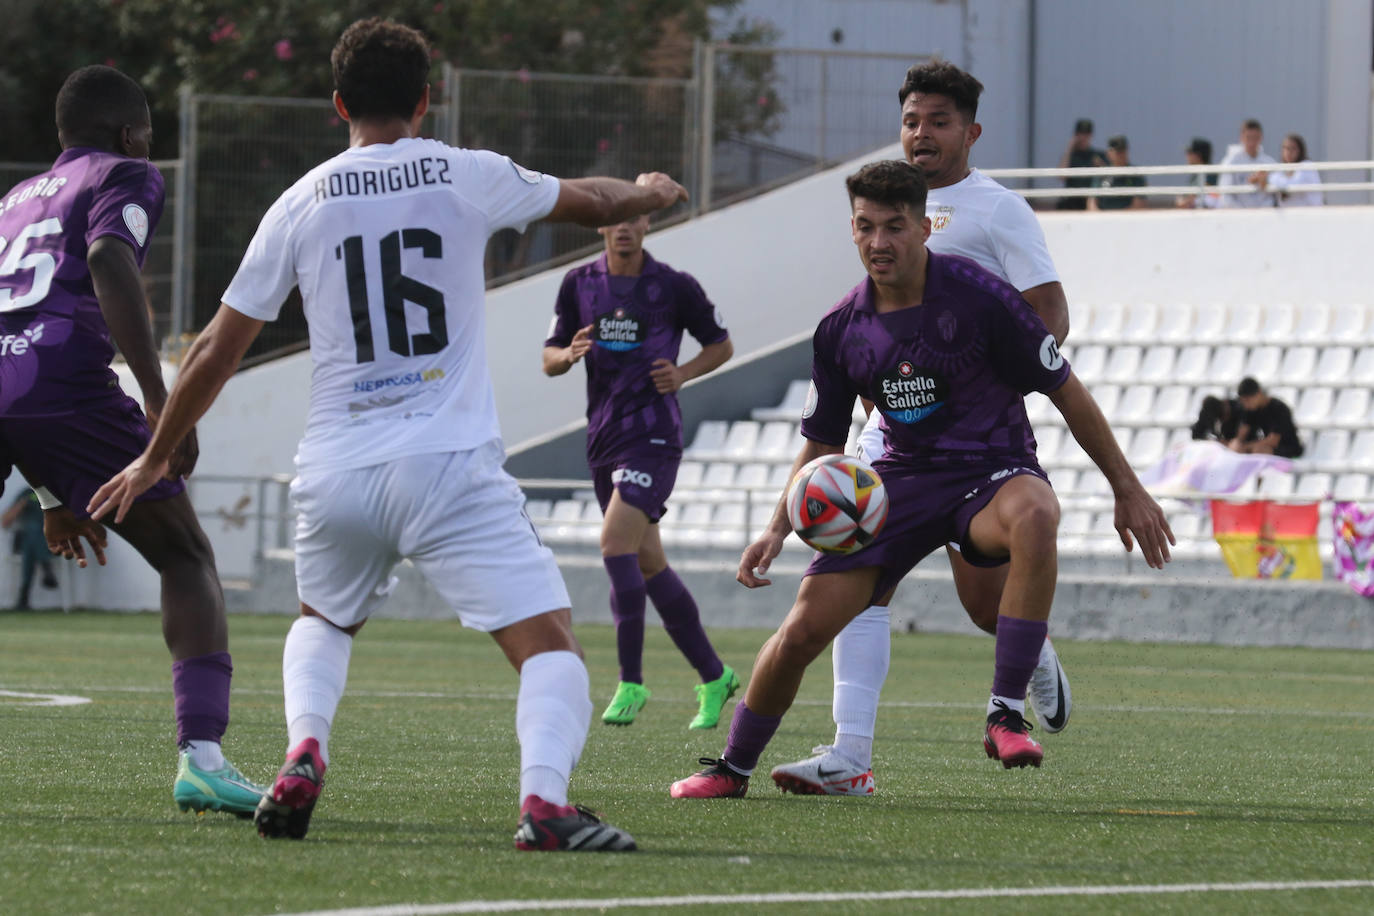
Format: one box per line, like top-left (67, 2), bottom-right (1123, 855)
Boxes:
top-left (16, 537), bottom-right (37, 609)
top-left (670, 567), bottom-right (879, 798)
top-left (947, 543), bottom-right (1072, 733)
top-left (638, 523), bottom-right (739, 729)
top-left (963, 473), bottom-right (1061, 768)
top-left (598, 488), bottom-right (654, 724)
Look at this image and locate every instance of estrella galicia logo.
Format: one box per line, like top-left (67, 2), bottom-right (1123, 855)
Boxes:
top-left (593, 307), bottom-right (645, 352)
top-left (877, 360), bottom-right (947, 424)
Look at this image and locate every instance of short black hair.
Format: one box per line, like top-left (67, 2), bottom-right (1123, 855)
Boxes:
top-left (55, 65), bottom-right (148, 147)
top-left (331, 18), bottom-right (431, 121)
top-left (846, 160), bottom-right (928, 214)
top-left (1237, 377), bottom-right (1261, 397)
top-left (897, 60), bottom-right (983, 122)
top-left (1242, 118), bottom-right (1263, 132)
top-left (1106, 135), bottom-right (1129, 151)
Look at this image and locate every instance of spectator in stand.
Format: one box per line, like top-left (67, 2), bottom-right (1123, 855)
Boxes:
top-left (1055, 118), bottom-right (1108, 211)
top-left (1218, 119), bottom-right (1277, 207)
top-left (1230, 377), bottom-right (1304, 458)
top-left (1089, 135), bottom-right (1146, 210)
top-left (1259, 133), bottom-right (1323, 207)
top-left (2, 490), bottom-right (59, 610)
top-left (1191, 394), bottom-right (1242, 444)
top-left (1176, 137), bottom-right (1219, 209)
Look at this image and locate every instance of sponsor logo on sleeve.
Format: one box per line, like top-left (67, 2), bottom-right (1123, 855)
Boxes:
top-left (714, 306), bottom-right (727, 330)
top-left (122, 203), bottom-right (149, 247)
top-left (511, 161), bottom-right (543, 185)
top-left (801, 380), bottom-right (819, 419)
top-left (1039, 334), bottom-right (1064, 371)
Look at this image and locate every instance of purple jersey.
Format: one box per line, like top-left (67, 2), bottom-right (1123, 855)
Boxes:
top-left (547, 252), bottom-right (728, 465)
top-left (0, 148), bottom-right (164, 417)
top-left (800, 252), bottom-right (1070, 469)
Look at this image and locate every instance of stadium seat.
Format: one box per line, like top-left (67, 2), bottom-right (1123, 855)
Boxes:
top-left (1088, 384), bottom-right (1121, 418)
top-left (735, 462), bottom-right (770, 492)
top-left (1066, 344), bottom-right (1106, 383)
top-left (1294, 387), bottom-right (1332, 425)
top-left (1024, 392), bottom-right (1054, 425)
top-left (1328, 303), bottom-right (1370, 344)
top-left (1173, 346), bottom-right (1211, 385)
top-left (1222, 303), bottom-right (1262, 344)
top-left (1312, 346), bottom-right (1354, 384)
top-left (1129, 428), bottom-right (1167, 468)
top-left (1207, 345), bottom-right (1245, 384)
top-left (1056, 509), bottom-right (1093, 556)
top-left (685, 420), bottom-right (728, 458)
top-left (1256, 471), bottom-right (1296, 498)
top-left (1155, 303), bottom-right (1195, 343)
top-left (1347, 430), bottom-right (1374, 470)
top-left (1350, 347), bottom-right (1374, 384)
top-left (1295, 472), bottom-right (1332, 500)
top-left (1055, 432), bottom-right (1091, 469)
top-left (522, 498), bottom-right (554, 524)
top-left (677, 461), bottom-right (705, 490)
top-left (1103, 346), bottom-right (1143, 385)
top-left (1034, 426), bottom-right (1064, 462)
top-left (1291, 302), bottom-right (1331, 343)
top-left (1153, 385), bottom-right (1192, 424)
top-left (666, 502), bottom-right (715, 548)
top-left (751, 379), bottom-right (810, 422)
top-left (722, 420), bottom-right (762, 460)
top-left (1086, 302), bottom-right (1125, 343)
top-left (1115, 385), bottom-right (1155, 423)
top-left (1119, 302), bottom-right (1159, 341)
top-left (1309, 429), bottom-right (1351, 472)
top-left (1277, 346), bottom-right (1317, 382)
top-left (1269, 385), bottom-right (1297, 407)
top-left (1258, 303), bottom-right (1296, 342)
top-left (1048, 468), bottom-right (1078, 493)
top-left (1190, 304), bottom-right (1228, 341)
top-left (756, 420), bottom-right (799, 460)
top-left (710, 503), bottom-right (748, 550)
top-left (1333, 473), bottom-right (1371, 502)
top-left (1088, 512), bottom-right (1126, 556)
top-left (1331, 388), bottom-right (1370, 427)
top-left (1077, 469), bottom-right (1112, 495)
top-left (551, 499), bottom-right (584, 522)
top-left (1137, 345), bottom-right (1177, 384)
top-left (700, 462), bottom-right (738, 500)
top-left (748, 502), bottom-right (776, 538)
top-left (768, 463), bottom-right (794, 489)
top-left (1242, 345), bottom-right (1281, 381)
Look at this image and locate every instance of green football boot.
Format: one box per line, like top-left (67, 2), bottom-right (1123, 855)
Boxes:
top-left (601, 681), bottom-right (651, 726)
top-left (689, 665), bottom-right (740, 730)
top-left (173, 751), bottom-right (268, 819)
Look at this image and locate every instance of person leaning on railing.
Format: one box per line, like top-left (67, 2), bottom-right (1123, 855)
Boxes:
top-left (1256, 133), bottom-right (1324, 207)
top-left (1087, 135), bottom-right (1146, 211)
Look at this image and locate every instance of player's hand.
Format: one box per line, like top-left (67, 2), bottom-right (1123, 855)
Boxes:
top-left (1112, 484), bottom-right (1175, 570)
top-left (650, 358), bottom-right (685, 394)
top-left (738, 532), bottom-right (786, 588)
top-left (167, 426), bottom-right (200, 480)
top-left (44, 508), bottom-right (108, 568)
top-left (635, 172), bottom-right (689, 209)
top-left (87, 452), bottom-right (171, 525)
top-left (568, 324), bottom-right (594, 364)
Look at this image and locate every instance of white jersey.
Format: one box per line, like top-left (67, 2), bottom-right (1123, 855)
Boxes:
top-left (222, 138), bottom-right (560, 473)
top-left (858, 168), bottom-right (1060, 462)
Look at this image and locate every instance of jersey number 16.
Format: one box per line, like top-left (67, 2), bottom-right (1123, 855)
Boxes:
top-left (336, 228), bottom-right (448, 363)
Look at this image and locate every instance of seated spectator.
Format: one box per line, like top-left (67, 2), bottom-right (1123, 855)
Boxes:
top-left (1191, 394), bottom-right (1242, 442)
top-left (1218, 118), bottom-right (1277, 207)
top-left (1055, 118), bottom-right (1108, 211)
top-left (1089, 135), bottom-right (1146, 210)
top-left (1231, 377), bottom-right (1304, 458)
top-left (1176, 137), bottom-right (1219, 209)
top-left (1260, 133), bottom-right (1323, 207)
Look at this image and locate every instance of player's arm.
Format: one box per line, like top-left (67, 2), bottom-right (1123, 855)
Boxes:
top-left (8, 463), bottom-right (107, 567)
top-left (542, 325), bottom-right (593, 376)
top-left (1049, 372), bottom-right (1173, 568)
top-left (87, 304), bottom-right (265, 523)
top-left (650, 338), bottom-right (733, 394)
top-left (88, 236), bottom-right (168, 408)
top-left (545, 174), bottom-right (687, 227)
top-left (1020, 283), bottom-right (1070, 344)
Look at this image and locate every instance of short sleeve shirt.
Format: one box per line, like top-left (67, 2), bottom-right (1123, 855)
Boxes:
top-left (0, 149), bottom-right (164, 416)
top-left (546, 252), bottom-right (728, 465)
top-left (801, 252), bottom-right (1070, 470)
top-left (926, 170), bottom-right (1059, 294)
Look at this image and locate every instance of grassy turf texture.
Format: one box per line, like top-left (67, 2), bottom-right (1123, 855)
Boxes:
top-left (1, 610), bottom-right (1370, 915)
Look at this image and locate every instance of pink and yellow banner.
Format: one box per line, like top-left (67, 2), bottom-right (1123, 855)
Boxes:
top-left (1332, 501), bottom-right (1374, 597)
top-left (1211, 500), bottom-right (1322, 580)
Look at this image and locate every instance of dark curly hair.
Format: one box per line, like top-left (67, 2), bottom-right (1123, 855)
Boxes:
top-left (845, 160), bottom-right (928, 213)
top-left (331, 18), bottom-right (431, 121)
top-left (55, 65), bottom-right (148, 148)
top-left (897, 60), bottom-right (983, 122)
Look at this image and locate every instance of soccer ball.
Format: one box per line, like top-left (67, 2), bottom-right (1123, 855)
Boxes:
top-left (786, 454), bottom-right (889, 554)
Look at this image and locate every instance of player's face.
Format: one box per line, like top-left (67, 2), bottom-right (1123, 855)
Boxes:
top-left (1241, 127), bottom-right (1262, 157)
top-left (598, 215), bottom-right (649, 257)
top-left (900, 93), bottom-right (979, 189)
top-left (121, 106), bottom-right (153, 159)
top-left (851, 197), bottom-right (930, 288)
top-left (1281, 138), bottom-right (1300, 163)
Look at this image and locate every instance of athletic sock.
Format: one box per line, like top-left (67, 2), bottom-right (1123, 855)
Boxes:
top-left (721, 702), bottom-right (783, 776)
top-left (282, 615), bottom-right (354, 767)
top-left (646, 566), bottom-right (724, 683)
top-left (604, 554), bottom-right (646, 684)
top-left (183, 739), bottom-right (225, 771)
top-left (517, 650), bottom-right (592, 807)
top-left (990, 615), bottom-right (1047, 715)
top-left (171, 651), bottom-right (232, 748)
top-left (831, 604), bottom-right (890, 770)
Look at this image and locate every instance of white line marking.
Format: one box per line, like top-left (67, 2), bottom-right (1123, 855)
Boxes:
top-left (268, 879), bottom-right (1374, 916)
top-left (0, 689), bottom-right (91, 707)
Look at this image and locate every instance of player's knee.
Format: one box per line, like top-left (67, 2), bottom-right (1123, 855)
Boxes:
top-left (774, 616), bottom-right (830, 668)
top-left (1007, 498), bottom-right (1059, 557)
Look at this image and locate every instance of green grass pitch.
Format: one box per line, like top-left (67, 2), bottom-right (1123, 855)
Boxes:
top-left (1, 610), bottom-right (1371, 915)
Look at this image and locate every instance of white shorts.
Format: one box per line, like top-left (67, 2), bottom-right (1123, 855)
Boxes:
top-left (855, 410), bottom-right (886, 464)
top-left (290, 441), bottom-right (570, 630)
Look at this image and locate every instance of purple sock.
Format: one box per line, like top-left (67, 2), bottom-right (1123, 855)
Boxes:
top-left (604, 553), bottom-right (646, 684)
top-left (991, 615), bottom-right (1047, 701)
top-left (171, 651), bottom-right (232, 745)
top-left (721, 702), bottom-right (783, 773)
top-left (646, 566), bottom-right (724, 683)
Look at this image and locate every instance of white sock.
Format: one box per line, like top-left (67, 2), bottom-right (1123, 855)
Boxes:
top-left (282, 615), bottom-right (354, 767)
top-left (184, 739), bottom-right (225, 771)
top-left (517, 650), bottom-right (592, 807)
top-left (831, 605), bottom-right (890, 770)
top-left (988, 694), bottom-right (1026, 716)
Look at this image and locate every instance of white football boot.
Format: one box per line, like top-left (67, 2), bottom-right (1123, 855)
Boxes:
top-left (1027, 637), bottom-right (1072, 734)
top-left (769, 746), bottom-right (875, 796)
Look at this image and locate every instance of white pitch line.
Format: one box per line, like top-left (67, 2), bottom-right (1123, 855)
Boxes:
top-left (268, 879), bottom-right (1374, 916)
top-left (0, 689), bottom-right (91, 707)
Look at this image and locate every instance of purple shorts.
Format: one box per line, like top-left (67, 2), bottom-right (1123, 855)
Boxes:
top-left (0, 392), bottom-right (185, 519)
top-left (806, 459), bottom-right (1050, 603)
top-left (591, 455), bottom-right (681, 522)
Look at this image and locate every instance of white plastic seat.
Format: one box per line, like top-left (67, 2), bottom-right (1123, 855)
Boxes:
top-left (1309, 429), bottom-right (1350, 471)
top-left (1088, 512), bottom-right (1125, 556)
top-left (1332, 388), bottom-right (1370, 427)
top-left (1190, 304), bottom-right (1227, 341)
top-left (550, 499), bottom-right (584, 522)
top-left (756, 421), bottom-right (799, 460)
top-left (1312, 347), bottom-right (1354, 384)
top-left (699, 462), bottom-right (738, 501)
top-left (1291, 302), bottom-right (1331, 343)
top-left (751, 379), bottom-right (811, 421)
top-left (1207, 345), bottom-right (1246, 384)
top-left (1137, 346), bottom-right (1177, 384)
top-left (709, 503), bottom-right (748, 550)
top-left (1156, 304), bottom-right (1195, 343)
top-left (1172, 345), bottom-right (1211, 385)
top-left (1129, 428), bottom-right (1167, 468)
top-left (1103, 346), bottom-right (1143, 385)
top-left (1347, 430), bottom-right (1374, 470)
top-left (1269, 385), bottom-right (1297, 407)
top-left (1066, 344), bottom-right (1107, 384)
top-left (1242, 345), bottom-right (1281, 381)
top-left (734, 462), bottom-right (770, 490)
top-left (748, 502), bottom-right (775, 536)
top-left (522, 498), bottom-right (554, 524)
top-left (1277, 346), bottom-right (1317, 382)
top-left (1293, 387), bottom-right (1332, 425)
top-left (1295, 472), bottom-right (1332, 499)
top-left (1115, 385), bottom-right (1155, 423)
top-left (668, 503), bottom-right (716, 548)
top-left (1153, 385), bottom-right (1192, 424)
top-left (1086, 302), bottom-right (1125, 343)
top-left (722, 420), bottom-right (762, 460)
top-left (1024, 392), bottom-right (1054, 425)
top-left (1350, 348), bottom-right (1374, 385)
top-left (685, 420), bottom-right (728, 457)
top-left (1333, 473), bottom-right (1371, 502)
top-left (1258, 303), bottom-right (1297, 342)
top-left (1077, 469), bottom-right (1112, 495)
top-left (768, 463), bottom-right (794, 489)
top-left (1048, 468), bottom-right (1078, 494)
top-left (676, 461), bottom-right (705, 491)
top-left (1088, 384), bottom-right (1121, 418)
top-left (1327, 304), bottom-right (1370, 344)
top-left (1119, 303), bottom-right (1159, 341)
top-left (1256, 471), bottom-right (1296, 498)
top-left (1056, 433), bottom-right (1091, 469)
top-left (1033, 426), bottom-right (1064, 462)
top-left (1222, 303), bottom-right (1263, 344)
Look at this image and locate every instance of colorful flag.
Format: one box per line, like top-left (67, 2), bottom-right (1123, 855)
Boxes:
top-left (1332, 501), bottom-right (1374, 597)
top-left (1211, 500), bottom-right (1322, 580)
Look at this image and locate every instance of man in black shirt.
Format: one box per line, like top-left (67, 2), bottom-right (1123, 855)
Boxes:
top-left (1231, 377), bottom-right (1304, 458)
top-left (1191, 394), bottom-right (1242, 443)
